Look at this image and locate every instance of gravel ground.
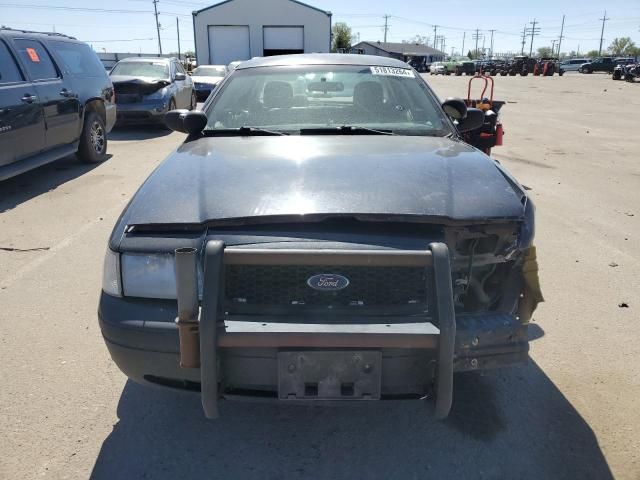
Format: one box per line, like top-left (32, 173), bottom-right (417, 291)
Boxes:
top-left (0, 73), bottom-right (638, 480)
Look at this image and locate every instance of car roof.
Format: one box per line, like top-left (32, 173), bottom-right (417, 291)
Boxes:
top-left (0, 27), bottom-right (80, 43)
top-left (118, 57), bottom-right (175, 63)
top-left (237, 53), bottom-right (410, 70)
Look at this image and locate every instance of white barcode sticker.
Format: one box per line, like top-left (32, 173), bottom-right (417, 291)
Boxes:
top-left (370, 66), bottom-right (414, 77)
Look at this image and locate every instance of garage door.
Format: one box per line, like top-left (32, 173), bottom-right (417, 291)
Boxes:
top-left (208, 26), bottom-right (250, 65)
top-left (263, 27), bottom-right (304, 56)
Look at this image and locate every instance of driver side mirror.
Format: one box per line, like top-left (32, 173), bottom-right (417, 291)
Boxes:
top-left (441, 97), bottom-right (467, 120)
top-left (174, 72), bottom-right (187, 81)
top-left (456, 108), bottom-right (484, 133)
top-left (165, 109), bottom-right (207, 134)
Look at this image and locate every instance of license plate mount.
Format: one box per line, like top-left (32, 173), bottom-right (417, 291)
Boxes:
top-left (278, 350), bottom-right (382, 400)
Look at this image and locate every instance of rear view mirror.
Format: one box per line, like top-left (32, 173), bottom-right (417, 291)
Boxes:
top-left (174, 72), bottom-right (187, 81)
top-left (165, 109), bottom-right (207, 134)
top-left (441, 97), bottom-right (467, 120)
top-left (307, 81), bottom-right (344, 93)
top-left (457, 108), bottom-right (484, 133)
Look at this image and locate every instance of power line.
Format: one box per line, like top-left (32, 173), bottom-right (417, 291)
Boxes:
top-left (598, 10), bottom-right (610, 55)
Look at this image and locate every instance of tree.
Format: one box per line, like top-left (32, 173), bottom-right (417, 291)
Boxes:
top-left (403, 35), bottom-right (429, 45)
top-left (332, 22), bottom-right (352, 52)
top-left (585, 49), bottom-right (600, 59)
top-left (537, 46), bottom-right (552, 58)
top-left (608, 37), bottom-right (635, 56)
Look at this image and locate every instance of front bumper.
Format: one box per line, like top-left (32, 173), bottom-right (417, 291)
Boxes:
top-left (99, 243), bottom-right (529, 419)
top-left (115, 100), bottom-right (169, 125)
top-left (194, 84), bottom-right (215, 100)
top-left (100, 296), bottom-right (528, 385)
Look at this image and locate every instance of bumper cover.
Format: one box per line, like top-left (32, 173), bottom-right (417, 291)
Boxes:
top-left (115, 100), bottom-right (168, 124)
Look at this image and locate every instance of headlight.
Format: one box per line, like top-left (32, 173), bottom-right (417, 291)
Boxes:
top-left (102, 249), bottom-right (122, 297)
top-left (120, 253), bottom-right (202, 299)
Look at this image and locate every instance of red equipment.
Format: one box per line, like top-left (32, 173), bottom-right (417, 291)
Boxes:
top-left (463, 74), bottom-right (505, 155)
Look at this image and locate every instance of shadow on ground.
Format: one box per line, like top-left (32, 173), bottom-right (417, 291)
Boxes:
top-left (91, 360), bottom-right (612, 480)
top-left (108, 125), bottom-right (173, 141)
top-left (0, 154), bottom-right (107, 213)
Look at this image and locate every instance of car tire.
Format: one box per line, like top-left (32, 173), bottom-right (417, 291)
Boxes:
top-left (559, 69), bottom-right (564, 76)
top-left (76, 111), bottom-right (107, 164)
top-left (189, 91), bottom-right (197, 110)
top-left (521, 70), bottom-right (529, 76)
top-left (455, 67), bottom-right (462, 76)
top-left (581, 66), bottom-right (591, 74)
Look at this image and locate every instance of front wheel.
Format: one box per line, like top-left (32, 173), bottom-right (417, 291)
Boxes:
top-left (76, 111), bottom-right (107, 164)
top-left (581, 66), bottom-right (591, 74)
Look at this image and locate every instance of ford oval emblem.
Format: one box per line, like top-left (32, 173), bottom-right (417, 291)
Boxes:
top-left (307, 273), bottom-right (350, 291)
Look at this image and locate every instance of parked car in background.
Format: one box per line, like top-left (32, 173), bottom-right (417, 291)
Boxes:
top-left (429, 61), bottom-right (446, 75)
top-left (579, 57), bottom-right (623, 74)
top-left (558, 58), bottom-right (589, 74)
top-left (110, 57), bottom-right (195, 125)
top-left (441, 57), bottom-right (473, 76)
top-left (0, 28), bottom-right (115, 181)
top-left (190, 64), bottom-right (227, 101)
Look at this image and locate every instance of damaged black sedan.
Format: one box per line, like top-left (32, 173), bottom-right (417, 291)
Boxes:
top-left (99, 54), bottom-right (543, 419)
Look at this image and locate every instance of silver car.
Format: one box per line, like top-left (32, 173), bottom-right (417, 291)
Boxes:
top-left (559, 58), bottom-right (590, 74)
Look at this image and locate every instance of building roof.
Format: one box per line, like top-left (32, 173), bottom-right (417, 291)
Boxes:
top-left (354, 41), bottom-right (445, 57)
top-left (193, 0), bottom-right (331, 16)
top-left (237, 53), bottom-right (409, 69)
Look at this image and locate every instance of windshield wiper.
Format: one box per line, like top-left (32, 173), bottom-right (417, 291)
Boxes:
top-left (204, 126), bottom-right (288, 136)
top-left (300, 125), bottom-right (396, 136)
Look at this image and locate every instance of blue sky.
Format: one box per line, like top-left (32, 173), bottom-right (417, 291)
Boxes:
top-left (1, 0), bottom-right (639, 55)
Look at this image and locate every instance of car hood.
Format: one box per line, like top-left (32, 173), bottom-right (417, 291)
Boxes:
top-left (192, 75), bottom-right (224, 84)
top-left (121, 136), bottom-right (525, 228)
top-left (109, 75), bottom-right (170, 84)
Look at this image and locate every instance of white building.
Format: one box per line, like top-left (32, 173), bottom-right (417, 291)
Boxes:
top-left (192, 0), bottom-right (332, 66)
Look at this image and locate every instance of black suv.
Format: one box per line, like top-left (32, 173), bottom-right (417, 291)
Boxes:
top-left (0, 28), bottom-right (115, 181)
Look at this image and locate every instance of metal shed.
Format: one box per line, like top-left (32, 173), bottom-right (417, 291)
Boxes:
top-left (192, 0), bottom-right (332, 66)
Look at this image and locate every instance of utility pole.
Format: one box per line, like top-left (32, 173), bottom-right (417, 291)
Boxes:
top-left (598, 10), bottom-right (609, 55)
top-left (520, 24), bottom-right (527, 54)
top-left (432, 25), bottom-right (438, 49)
top-left (176, 17), bottom-right (181, 60)
top-left (472, 29), bottom-right (482, 59)
top-left (153, 0), bottom-right (162, 55)
top-left (557, 14), bottom-right (565, 57)
top-left (441, 36), bottom-right (446, 55)
top-left (551, 39), bottom-right (557, 55)
top-left (451, 46), bottom-right (455, 57)
top-left (383, 15), bottom-right (390, 43)
top-left (481, 34), bottom-right (486, 58)
top-left (461, 31), bottom-right (466, 57)
top-left (527, 19), bottom-right (540, 56)
top-left (488, 29), bottom-right (495, 58)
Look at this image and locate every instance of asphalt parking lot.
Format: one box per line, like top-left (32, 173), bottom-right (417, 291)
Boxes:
top-left (1, 73), bottom-right (639, 480)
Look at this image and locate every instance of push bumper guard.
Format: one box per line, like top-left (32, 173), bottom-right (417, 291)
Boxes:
top-left (175, 241), bottom-right (456, 420)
